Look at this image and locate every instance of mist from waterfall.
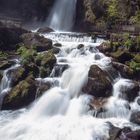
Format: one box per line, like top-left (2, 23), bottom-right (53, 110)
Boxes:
top-left (47, 0), bottom-right (77, 31)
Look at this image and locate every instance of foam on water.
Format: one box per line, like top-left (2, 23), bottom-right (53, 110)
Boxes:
top-left (0, 33), bottom-right (140, 140)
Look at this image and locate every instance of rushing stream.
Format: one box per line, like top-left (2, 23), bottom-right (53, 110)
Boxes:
top-left (0, 32), bottom-right (140, 140)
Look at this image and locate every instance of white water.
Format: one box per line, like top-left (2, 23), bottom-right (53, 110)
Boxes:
top-left (47, 0), bottom-right (77, 31)
top-left (0, 62), bottom-right (20, 108)
top-left (0, 33), bottom-right (140, 140)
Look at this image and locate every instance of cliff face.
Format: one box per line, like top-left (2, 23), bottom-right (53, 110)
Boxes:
top-left (0, 0), bottom-right (140, 31)
top-left (75, 0), bottom-right (140, 31)
top-left (0, 0), bottom-right (55, 22)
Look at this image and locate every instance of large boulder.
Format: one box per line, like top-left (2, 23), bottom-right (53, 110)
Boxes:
top-left (21, 33), bottom-right (53, 52)
top-left (0, 26), bottom-right (28, 51)
top-left (2, 75), bottom-right (37, 110)
top-left (82, 65), bottom-right (112, 98)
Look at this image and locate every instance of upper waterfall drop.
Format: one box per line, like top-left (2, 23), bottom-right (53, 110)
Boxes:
top-left (47, 0), bottom-right (77, 31)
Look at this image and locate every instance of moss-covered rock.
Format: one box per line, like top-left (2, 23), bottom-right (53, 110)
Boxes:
top-left (110, 49), bottom-right (133, 63)
top-left (82, 65), bottom-right (112, 98)
top-left (2, 75), bottom-right (37, 110)
top-left (134, 54), bottom-right (140, 63)
top-left (21, 33), bottom-right (53, 52)
top-left (41, 51), bottom-right (56, 68)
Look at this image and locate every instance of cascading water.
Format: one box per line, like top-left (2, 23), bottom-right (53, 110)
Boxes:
top-left (47, 0), bottom-right (77, 31)
top-left (0, 62), bottom-right (20, 108)
top-left (0, 33), bottom-right (140, 140)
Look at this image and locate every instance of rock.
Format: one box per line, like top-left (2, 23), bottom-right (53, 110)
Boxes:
top-left (137, 98), bottom-right (140, 105)
top-left (112, 61), bottom-right (134, 79)
top-left (0, 61), bottom-right (14, 70)
top-left (54, 43), bottom-right (62, 47)
top-left (134, 54), bottom-right (140, 63)
top-left (37, 27), bottom-right (54, 33)
top-left (8, 67), bottom-right (27, 87)
top-left (77, 44), bottom-right (84, 49)
top-left (119, 128), bottom-right (140, 140)
top-left (130, 111), bottom-right (140, 125)
top-left (2, 75), bottom-right (37, 110)
top-left (0, 71), bottom-right (3, 82)
top-left (51, 64), bottom-right (69, 77)
top-left (89, 97), bottom-right (107, 114)
top-left (98, 42), bottom-right (112, 53)
top-left (119, 81), bottom-right (139, 102)
top-left (51, 47), bottom-right (60, 54)
top-left (21, 32), bottom-right (53, 52)
top-left (0, 26), bottom-right (28, 51)
top-left (36, 51), bottom-right (56, 78)
top-left (36, 81), bottom-right (51, 97)
top-left (108, 124), bottom-right (122, 140)
top-left (104, 66), bottom-right (119, 81)
top-left (82, 65), bottom-right (112, 98)
top-left (110, 49), bottom-right (133, 63)
top-left (41, 51), bottom-right (56, 69)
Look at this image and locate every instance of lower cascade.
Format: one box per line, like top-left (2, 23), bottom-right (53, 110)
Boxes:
top-left (0, 32), bottom-right (140, 140)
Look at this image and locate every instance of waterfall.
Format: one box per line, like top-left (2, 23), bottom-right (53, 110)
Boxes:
top-left (0, 63), bottom-right (20, 108)
top-left (0, 33), bottom-right (140, 140)
top-left (47, 0), bottom-right (77, 31)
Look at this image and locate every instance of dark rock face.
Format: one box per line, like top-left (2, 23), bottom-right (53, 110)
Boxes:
top-left (21, 33), bottom-right (53, 52)
top-left (108, 125), bottom-right (140, 140)
top-left (82, 65), bottom-right (112, 98)
top-left (119, 81), bottom-right (139, 102)
top-left (0, 0), bottom-right (55, 22)
top-left (130, 111), bottom-right (140, 125)
top-left (0, 26), bottom-right (28, 51)
top-left (2, 75), bottom-right (37, 110)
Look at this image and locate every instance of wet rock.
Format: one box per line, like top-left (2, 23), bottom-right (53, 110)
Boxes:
top-left (98, 42), bottom-right (112, 53)
top-left (137, 98), bottom-right (140, 105)
top-left (94, 54), bottom-right (101, 60)
top-left (36, 81), bottom-right (51, 97)
top-left (130, 111), bottom-right (140, 125)
top-left (54, 43), bottom-right (62, 47)
top-left (82, 65), bottom-right (112, 98)
top-left (8, 67), bottom-right (27, 87)
top-left (51, 64), bottom-right (69, 77)
top-left (0, 71), bottom-right (3, 82)
top-left (89, 97), bottom-right (107, 114)
top-left (110, 49), bottom-right (133, 64)
top-left (0, 26), bottom-right (28, 51)
top-left (36, 51), bottom-right (57, 78)
top-left (112, 62), bottom-right (134, 79)
top-left (77, 44), bottom-right (84, 49)
top-left (21, 32), bottom-right (53, 52)
top-left (119, 128), bottom-right (140, 140)
top-left (105, 66), bottom-right (119, 81)
top-left (0, 61), bottom-right (14, 70)
top-left (119, 81), bottom-right (139, 102)
top-left (37, 27), bottom-right (54, 33)
top-left (51, 47), bottom-right (60, 54)
top-left (108, 124), bottom-right (122, 140)
top-left (2, 75), bottom-right (37, 110)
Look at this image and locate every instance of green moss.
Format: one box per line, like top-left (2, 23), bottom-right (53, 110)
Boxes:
top-left (126, 61), bottom-right (140, 71)
top-left (134, 54), bottom-right (140, 63)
